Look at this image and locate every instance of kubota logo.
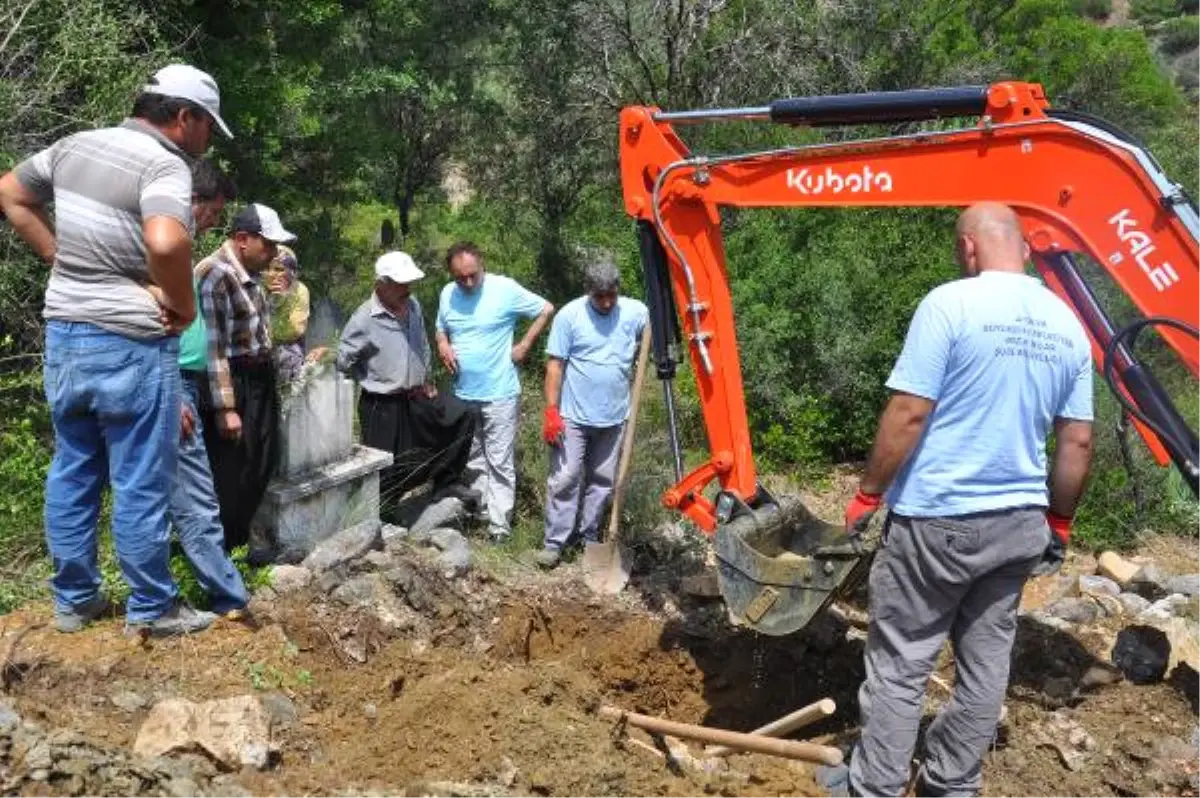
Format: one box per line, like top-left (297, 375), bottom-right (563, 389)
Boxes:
top-left (1108, 209), bottom-right (1179, 292)
top-left (785, 166), bottom-right (893, 195)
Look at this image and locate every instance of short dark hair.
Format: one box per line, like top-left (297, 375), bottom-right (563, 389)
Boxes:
top-left (445, 240), bottom-right (483, 269)
top-left (131, 92), bottom-right (204, 126)
top-left (190, 158), bottom-right (237, 202)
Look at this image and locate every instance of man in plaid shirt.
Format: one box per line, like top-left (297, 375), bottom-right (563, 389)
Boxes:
top-left (195, 203), bottom-right (295, 550)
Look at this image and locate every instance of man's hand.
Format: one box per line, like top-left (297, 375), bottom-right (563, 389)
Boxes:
top-left (437, 339), bottom-right (458, 375)
top-left (542, 406), bottom-right (566, 446)
top-left (844, 488), bottom-right (883, 550)
top-left (180, 402), bottom-right (196, 442)
top-left (146, 285), bottom-right (191, 334)
top-left (306, 346), bottom-right (329, 364)
top-left (422, 382), bottom-right (438, 399)
top-left (1032, 511), bottom-right (1071, 577)
top-left (511, 340), bottom-right (531, 364)
top-left (217, 409), bottom-right (242, 441)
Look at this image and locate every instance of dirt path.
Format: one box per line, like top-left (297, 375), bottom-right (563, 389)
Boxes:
top-left (0, 533), bottom-right (1196, 796)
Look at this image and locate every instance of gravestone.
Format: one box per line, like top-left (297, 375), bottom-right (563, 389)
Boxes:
top-left (252, 365), bottom-right (391, 563)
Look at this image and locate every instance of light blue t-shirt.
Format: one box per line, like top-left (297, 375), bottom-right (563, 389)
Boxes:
top-left (886, 271), bottom-right (1093, 517)
top-left (547, 296), bottom-right (649, 428)
top-left (436, 274), bottom-right (548, 402)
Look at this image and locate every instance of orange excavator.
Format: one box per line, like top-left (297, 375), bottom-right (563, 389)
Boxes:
top-left (619, 81), bottom-right (1199, 636)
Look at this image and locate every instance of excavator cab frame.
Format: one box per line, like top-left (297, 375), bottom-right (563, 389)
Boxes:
top-left (619, 81), bottom-right (1199, 636)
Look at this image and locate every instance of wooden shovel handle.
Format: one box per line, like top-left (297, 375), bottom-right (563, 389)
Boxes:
top-left (599, 705), bottom-right (843, 766)
top-left (605, 324), bottom-right (653, 543)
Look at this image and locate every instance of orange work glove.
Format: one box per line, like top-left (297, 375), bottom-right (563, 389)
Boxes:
top-left (1046, 511), bottom-right (1072, 545)
top-left (1033, 511), bottom-right (1072, 577)
top-left (844, 488), bottom-right (883, 541)
top-left (542, 406), bottom-right (566, 445)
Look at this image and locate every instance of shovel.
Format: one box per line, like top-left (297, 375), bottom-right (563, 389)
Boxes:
top-left (582, 324), bottom-right (653, 593)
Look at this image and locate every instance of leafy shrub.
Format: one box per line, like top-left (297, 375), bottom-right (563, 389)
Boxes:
top-left (1160, 16), bottom-right (1200, 54)
top-left (1132, 0), bottom-right (1182, 22)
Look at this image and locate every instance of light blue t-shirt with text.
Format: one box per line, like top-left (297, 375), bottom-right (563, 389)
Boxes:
top-left (547, 296), bottom-right (649, 427)
top-left (436, 274), bottom-right (548, 402)
top-left (886, 271), bottom-right (1093, 517)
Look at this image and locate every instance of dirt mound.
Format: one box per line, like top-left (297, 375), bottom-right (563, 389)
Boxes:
top-left (0, 537), bottom-right (1196, 796)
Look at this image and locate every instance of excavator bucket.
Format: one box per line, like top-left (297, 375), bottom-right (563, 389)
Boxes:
top-left (714, 495), bottom-right (883, 636)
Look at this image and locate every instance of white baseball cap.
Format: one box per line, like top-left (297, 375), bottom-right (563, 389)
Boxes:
top-left (143, 64), bottom-right (233, 139)
top-left (375, 251), bottom-right (425, 284)
top-left (231, 203), bottom-right (296, 244)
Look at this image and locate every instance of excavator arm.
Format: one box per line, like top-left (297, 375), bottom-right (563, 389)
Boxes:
top-left (619, 81), bottom-right (1199, 635)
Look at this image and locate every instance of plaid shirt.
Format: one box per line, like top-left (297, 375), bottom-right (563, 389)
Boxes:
top-left (195, 241), bottom-right (271, 411)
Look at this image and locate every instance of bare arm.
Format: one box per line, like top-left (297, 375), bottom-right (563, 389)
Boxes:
top-left (544, 357), bottom-right (565, 407)
top-left (1048, 418), bottom-right (1093, 517)
top-left (0, 171), bottom-right (55, 264)
top-left (144, 216), bottom-right (195, 325)
top-left (435, 328), bottom-right (457, 374)
top-left (513, 301), bottom-right (555, 363)
top-left (859, 392), bottom-right (935, 495)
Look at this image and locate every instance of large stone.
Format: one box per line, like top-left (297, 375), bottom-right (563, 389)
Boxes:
top-left (410, 498), bottom-right (467, 539)
top-left (1129, 564), bottom-right (1172, 601)
top-left (1165, 574), bottom-right (1200, 598)
top-left (301, 520), bottom-right (383, 573)
top-left (1164, 616), bottom-right (1200, 673)
top-left (1139, 594), bottom-right (1191, 624)
top-left (133, 696), bottom-right (274, 770)
top-left (1044, 597), bottom-right (1101, 625)
top-left (1112, 625), bottom-right (1172, 684)
top-left (428, 527), bottom-right (468, 552)
top-left (1078, 575), bottom-right (1120, 598)
top-left (270, 564), bottom-right (313, 594)
top-left (437, 542), bottom-right (472, 578)
top-left (1097, 551), bottom-right (1142, 587)
top-left (331, 574), bottom-right (384, 606)
top-left (1118, 593), bottom-right (1152, 616)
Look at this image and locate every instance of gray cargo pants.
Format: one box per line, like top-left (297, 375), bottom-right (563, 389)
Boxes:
top-left (849, 507), bottom-right (1049, 797)
top-left (542, 419), bottom-right (624, 551)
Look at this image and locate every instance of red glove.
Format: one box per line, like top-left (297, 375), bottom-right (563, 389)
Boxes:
top-left (845, 488), bottom-right (883, 533)
top-left (542, 406), bottom-right (566, 445)
top-left (1046, 511), bottom-right (1072, 545)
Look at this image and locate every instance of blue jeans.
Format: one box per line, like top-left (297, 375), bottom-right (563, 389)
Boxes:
top-left (171, 373), bottom-right (248, 613)
top-left (43, 321), bottom-right (180, 622)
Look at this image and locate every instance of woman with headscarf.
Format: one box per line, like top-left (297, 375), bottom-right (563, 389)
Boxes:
top-left (265, 244), bottom-right (311, 384)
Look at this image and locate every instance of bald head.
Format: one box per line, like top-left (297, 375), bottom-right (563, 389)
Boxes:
top-left (955, 202), bottom-right (1030, 276)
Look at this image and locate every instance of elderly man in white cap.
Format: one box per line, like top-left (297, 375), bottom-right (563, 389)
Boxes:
top-left (195, 202), bottom-right (296, 552)
top-left (338, 252), bottom-right (479, 518)
top-left (0, 63), bottom-right (231, 637)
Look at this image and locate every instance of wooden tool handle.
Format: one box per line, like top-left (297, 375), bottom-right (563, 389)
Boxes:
top-left (599, 705), bottom-right (844, 766)
top-left (705, 698), bottom-right (836, 757)
top-left (605, 325), bottom-right (653, 543)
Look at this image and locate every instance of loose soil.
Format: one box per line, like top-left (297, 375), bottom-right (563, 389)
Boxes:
top-left (0, 528), bottom-right (1196, 796)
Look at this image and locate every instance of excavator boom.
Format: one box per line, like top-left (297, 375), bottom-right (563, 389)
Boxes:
top-left (619, 81), bottom-right (1199, 635)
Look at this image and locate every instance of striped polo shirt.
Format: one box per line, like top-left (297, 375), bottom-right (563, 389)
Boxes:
top-left (14, 119), bottom-right (193, 340)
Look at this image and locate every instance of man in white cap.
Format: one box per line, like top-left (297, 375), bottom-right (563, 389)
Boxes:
top-left (338, 252), bottom-right (478, 517)
top-left (195, 202), bottom-right (296, 551)
top-left (0, 63), bottom-right (231, 637)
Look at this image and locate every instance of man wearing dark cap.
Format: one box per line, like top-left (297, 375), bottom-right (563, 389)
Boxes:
top-left (195, 202), bottom-right (296, 550)
top-left (0, 63), bottom-right (232, 637)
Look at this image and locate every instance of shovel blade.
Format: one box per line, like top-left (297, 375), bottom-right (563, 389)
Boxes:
top-left (582, 540), bottom-right (631, 594)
